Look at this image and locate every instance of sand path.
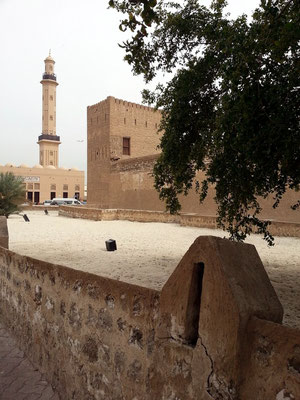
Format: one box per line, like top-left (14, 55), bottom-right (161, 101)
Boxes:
top-left (7, 210), bottom-right (300, 329)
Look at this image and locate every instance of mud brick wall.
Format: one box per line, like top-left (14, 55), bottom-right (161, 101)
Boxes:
top-left (0, 216), bottom-right (8, 249)
top-left (59, 206), bottom-right (300, 238)
top-left (87, 97), bottom-right (299, 224)
top-left (0, 234), bottom-right (299, 399)
top-left (240, 317), bottom-right (300, 399)
top-left (0, 249), bottom-right (160, 399)
top-left (110, 160), bottom-right (300, 222)
top-left (87, 96), bottom-right (162, 207)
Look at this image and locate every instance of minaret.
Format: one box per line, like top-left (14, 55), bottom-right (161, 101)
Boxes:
top-left (37, 51), bottom-right (61, 167)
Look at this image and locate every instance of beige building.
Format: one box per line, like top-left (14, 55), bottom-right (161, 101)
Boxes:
top-left (0, 53), bottom-right (84, 203)
top-left (0, 164), bottom-right (83, 204)
top-left (87, 96), bottom-right (300, 224)
top-left (87, 96), bottom-right (162, 206)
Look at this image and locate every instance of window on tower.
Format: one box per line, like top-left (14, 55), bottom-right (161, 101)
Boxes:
top-left (50, 95), bottom-right (53, 101)
top-left (123, 137), bottom-right (131, 155)
top-left (50, 115), bottom-right (53, 120)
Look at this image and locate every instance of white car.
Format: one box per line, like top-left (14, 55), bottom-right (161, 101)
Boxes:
top-left (50, 198), bottom-right (83, 206)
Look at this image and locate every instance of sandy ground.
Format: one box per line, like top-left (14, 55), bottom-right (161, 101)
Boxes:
top-left (7, 210), bottom-right (300, 330)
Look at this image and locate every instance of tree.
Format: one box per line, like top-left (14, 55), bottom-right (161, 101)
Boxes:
top-left (0, 172), bottom-right (26, 218)
top-left (109, 0), bottom-right (300, 244)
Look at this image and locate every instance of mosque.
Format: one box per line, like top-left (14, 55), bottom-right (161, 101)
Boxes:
top-left (0, 53), bottom-right (84, 203)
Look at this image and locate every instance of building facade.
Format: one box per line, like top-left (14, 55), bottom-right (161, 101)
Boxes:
top-left (0, 53), bottom-right (84, 203)
top-left (87, 96), bottom-right (162, 206)
top-left (87, 96), bottom-right (300, 224)
top-left (0, 164), bottom-right (83, 203)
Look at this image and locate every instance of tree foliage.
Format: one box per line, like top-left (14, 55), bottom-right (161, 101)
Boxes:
top-left (109, 0), bottom-right (300, 244)
top-left (0, 172), bottom-right (26, 218)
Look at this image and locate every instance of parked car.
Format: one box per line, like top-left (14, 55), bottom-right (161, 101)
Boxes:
top-left (50, 198), bottom-right (83, 206)
top-left (43, 200), bottom-right (52, 206)
top-left (64, 199), bottom-right (83, 205)
top-left (50, 199), bottom-right (67, 205)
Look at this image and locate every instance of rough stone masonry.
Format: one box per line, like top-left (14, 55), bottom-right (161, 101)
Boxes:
top-left (0, 214), bottom-right (299, 399)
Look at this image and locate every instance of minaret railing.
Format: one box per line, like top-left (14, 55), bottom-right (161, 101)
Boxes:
top-left (42, 73), bottom-right (57, 81)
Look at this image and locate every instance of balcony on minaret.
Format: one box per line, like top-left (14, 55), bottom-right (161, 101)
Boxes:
top-left (38, 134), bottom-right (60, 142)
top-left (42, 72), bottom-right (57, 81)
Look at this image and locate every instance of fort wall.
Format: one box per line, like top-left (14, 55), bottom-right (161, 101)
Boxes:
top-left (1, 231), bottom-right (299, 399)
top-left (87, 98), bottom-right (111, 206)
top-left (108, 96), bottom-right (161, 160)
top-left (87, 97), bottom-right (162, 207)
top-left (0, 217), bottom-right (8, 249)
top-left (107, 155), bottom-right (300, 224)
top-left (59, 206), bottom-right (300, 238)
top-left (87, 96), bottom-right (300, 226)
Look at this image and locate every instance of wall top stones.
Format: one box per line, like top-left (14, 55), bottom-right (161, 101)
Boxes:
top-left (88, 96), bottom-right (162, 113)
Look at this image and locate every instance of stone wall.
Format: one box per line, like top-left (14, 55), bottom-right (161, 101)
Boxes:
top-left (107, 155), bottom-right (300, 224)
top-left (0, 216), bottom-right (8, 249)
top-left (59, 206), bottom-right (300, 238)
top-left (87, 98), bottom-right (111, 207)
top-left (87, 96), bottom-right (299, 225)
top-left (87, 97), bottom-right (162, 207)
top-left (0, 248), bottom-right (160, 399)
top-left (240, 317), bottom-right (300, 399)
top-left (1, 232), bottom-right (299, 399)
top-left (108, 97), bottom-right (162, 160)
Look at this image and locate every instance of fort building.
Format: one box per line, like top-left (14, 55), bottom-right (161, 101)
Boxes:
top-left (0, 53), bottom-right (84, 203)
top-left (87, 96), bottom-right (300, 224)
top-left (87, 96), bottom-right (162, 206)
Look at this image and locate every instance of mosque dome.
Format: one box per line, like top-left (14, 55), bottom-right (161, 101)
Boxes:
top-left (33, 164), bottom-right (43, 169)
top-left (70, 167), bottom-right (79, 171)
top-left (19, 164), bottom-right (29, 168)
top-left (46, 165), bottom-right (56, 169)
top-left (5, 163), bottom-right (15, 167)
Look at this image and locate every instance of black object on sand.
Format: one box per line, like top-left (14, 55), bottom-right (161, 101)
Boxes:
top-left (105, 239), bottom-right (117, 251)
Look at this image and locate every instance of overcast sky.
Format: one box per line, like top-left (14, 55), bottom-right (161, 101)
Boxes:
top-left (0, 0), bottom-right (260, 173)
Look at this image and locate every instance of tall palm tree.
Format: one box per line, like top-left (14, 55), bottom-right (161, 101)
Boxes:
top-left (0, 172), bottom-right (26, 218)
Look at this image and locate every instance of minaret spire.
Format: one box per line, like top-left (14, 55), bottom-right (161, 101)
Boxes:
top-left (37, 53), bottom-right (61, 167)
